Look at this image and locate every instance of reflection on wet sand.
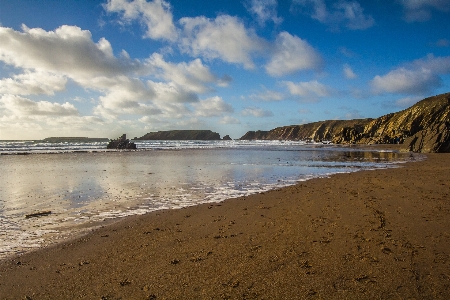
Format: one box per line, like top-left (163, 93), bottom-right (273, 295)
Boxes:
top-left (0, 147), bottom-right (412, 258)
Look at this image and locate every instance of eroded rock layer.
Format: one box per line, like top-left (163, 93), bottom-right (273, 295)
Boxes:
top-left (240, 93), bottom-right (450, 153)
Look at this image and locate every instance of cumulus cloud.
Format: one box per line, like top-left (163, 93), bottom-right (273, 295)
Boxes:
top-left (0, 25), bottom-right (143, 81)
top-left (0, 24), bottom-right (233, 124)
top-left (96, 81), bottom-right (160, 117)
top-left (192, 96), bottom-right (234, 117)
top-left (179, 15), bottom-right (266, 69)
top-left (0, 71), bottom-right (67, 95)
top-left (399, 0), bottom-right (450, 22)
top-left (293, 0), bottom-right (374, 30)
top-left (0, 94), bottom-right (79, 116)
top-left (245, 0), bottom-right (283, 25)
top-left (371, 55), bottom-right (450, 95)
top-left (147, 53), bottom-right (220, 93)
top-left (265, 32), bottom-right (323, 76)
top-left (343, 64), bottom-right (357, 79)
top-left (283, 80), bottom-right (331, 99)
top-left (148, 81), bottom-right (198, 104)
top-left (104, 0), bottom-right (178, 41)
top-left (241, 107), bottom-right (274, 117)
top-left (371, 68), bottom-right (440, 94)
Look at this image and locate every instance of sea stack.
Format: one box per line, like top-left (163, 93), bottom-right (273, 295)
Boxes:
top-left (107, 134), bottom-right (137, 150)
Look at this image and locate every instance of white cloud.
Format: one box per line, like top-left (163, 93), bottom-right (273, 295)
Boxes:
top-left (192, 96), bottom-right (234, 117)
top-left (371, 55), bottom-right (450, 94)
top-left (242, 107), bottom-right (274, 117)
top-left (0, 25), bottom-right (229, 123)
top-left (0, 71), bottom-right (67, 95)
top-left (283, 80), bottom-right (331, 98)
top-left (265, 32), bottom-right (322, 76)
top-left (293, 0), bottom-right (374, 30)
top-left (147, 81), bottom-right (198, 104)
top-left (246, 0), bottom-right (283, 25)
top-left (414, 54), bottom-right (450, 74)
top-left (0, 25), bottom-right (143, 81)
top-left (343, 64), bottom-right (357, 79)
top-left (104, 0), bottom-right (178, 41)
top-left (147, 53), bottom-right (219, 93)
top-left (371, 68), bottom-right (439, 94)
top-left (219, 116), bottom-right (241, 124)
top-left (179, 15), bottom-right (266, 69)
top-left (1, 94), bottom-right (79, 116)
top-left (249, 86), bottom-right (284, 102)
top-left (400, 0), bottom-right (450, 22)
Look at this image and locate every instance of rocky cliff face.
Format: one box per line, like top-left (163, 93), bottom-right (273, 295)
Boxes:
top-left (136, 130), bottom-right (222, 140)
top-left (240, 92), bottom-right (450, 153)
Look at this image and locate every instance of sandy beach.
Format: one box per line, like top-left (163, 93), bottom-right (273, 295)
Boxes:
top-left (1, 151), bottom-right (449, 299)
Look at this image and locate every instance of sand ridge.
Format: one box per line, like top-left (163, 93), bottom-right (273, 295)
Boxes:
top-left (0, 153), bottom-right (449, 299)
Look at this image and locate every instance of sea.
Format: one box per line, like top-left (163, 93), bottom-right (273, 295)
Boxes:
top-left (0, 139), bottom-right (419, 259)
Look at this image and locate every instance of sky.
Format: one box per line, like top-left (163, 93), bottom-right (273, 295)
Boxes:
top-left (0, 0), bottom-right (449, 140)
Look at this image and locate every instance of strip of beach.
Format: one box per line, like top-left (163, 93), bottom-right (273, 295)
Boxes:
top-left (1, 150), bottom-right (449, 299)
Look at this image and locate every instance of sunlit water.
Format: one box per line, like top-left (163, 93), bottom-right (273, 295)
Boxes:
top-left (0, 140), bottom-right (418, 259)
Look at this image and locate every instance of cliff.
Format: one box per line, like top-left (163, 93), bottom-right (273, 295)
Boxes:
top-left (136, 130), bottom-right (222, 140)
top-left (240, 92), bottom-right (450, 153)
top-left (240, 119), bottom-right (373, 141)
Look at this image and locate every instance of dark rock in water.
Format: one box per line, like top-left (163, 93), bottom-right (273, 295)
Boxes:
top-left (222, 135), bottom-right (232, 140)
top-left (239, 92), bottom-right (450, 153)
top-left (107, 134), bottom-right (137, 150)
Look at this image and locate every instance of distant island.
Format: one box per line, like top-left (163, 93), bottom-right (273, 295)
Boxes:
top-left (135, 130), bottom-right (230, 140)
top-left (41, 137), bottom-right (109, 143)
top-left (239, 92), bottom-right (450, 153)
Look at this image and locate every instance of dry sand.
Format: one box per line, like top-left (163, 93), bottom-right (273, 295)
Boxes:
top-left (1, 152), bottom-right (449, 299)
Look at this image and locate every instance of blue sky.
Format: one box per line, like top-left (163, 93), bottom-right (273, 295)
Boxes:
top-left (0, 0), bottom-right (449, 140)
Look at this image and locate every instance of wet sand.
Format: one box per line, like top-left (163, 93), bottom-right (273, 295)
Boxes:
top-left (1, 152), bottom-right (450, 299)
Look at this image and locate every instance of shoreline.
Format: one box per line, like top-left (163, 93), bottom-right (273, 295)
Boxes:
top-left (0, 144), bottom-right (409, 261)
top-left (1, 152), bottom-right (449, 299)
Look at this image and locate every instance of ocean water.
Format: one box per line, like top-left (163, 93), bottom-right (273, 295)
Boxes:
top-left (0, 140), bottom-right (416, 259)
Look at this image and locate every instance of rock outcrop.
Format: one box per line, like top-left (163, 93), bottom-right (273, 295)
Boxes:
top-left (136, 130), bottom-right (222, 140)
top-left (222, 135), bottom-right (232, 140)
top-left (239, 92), bottom-right (450, 153)
top-left (403, 122), bottom-right (450, 153)
top-left (107, 134), bottom-right (137, 150)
